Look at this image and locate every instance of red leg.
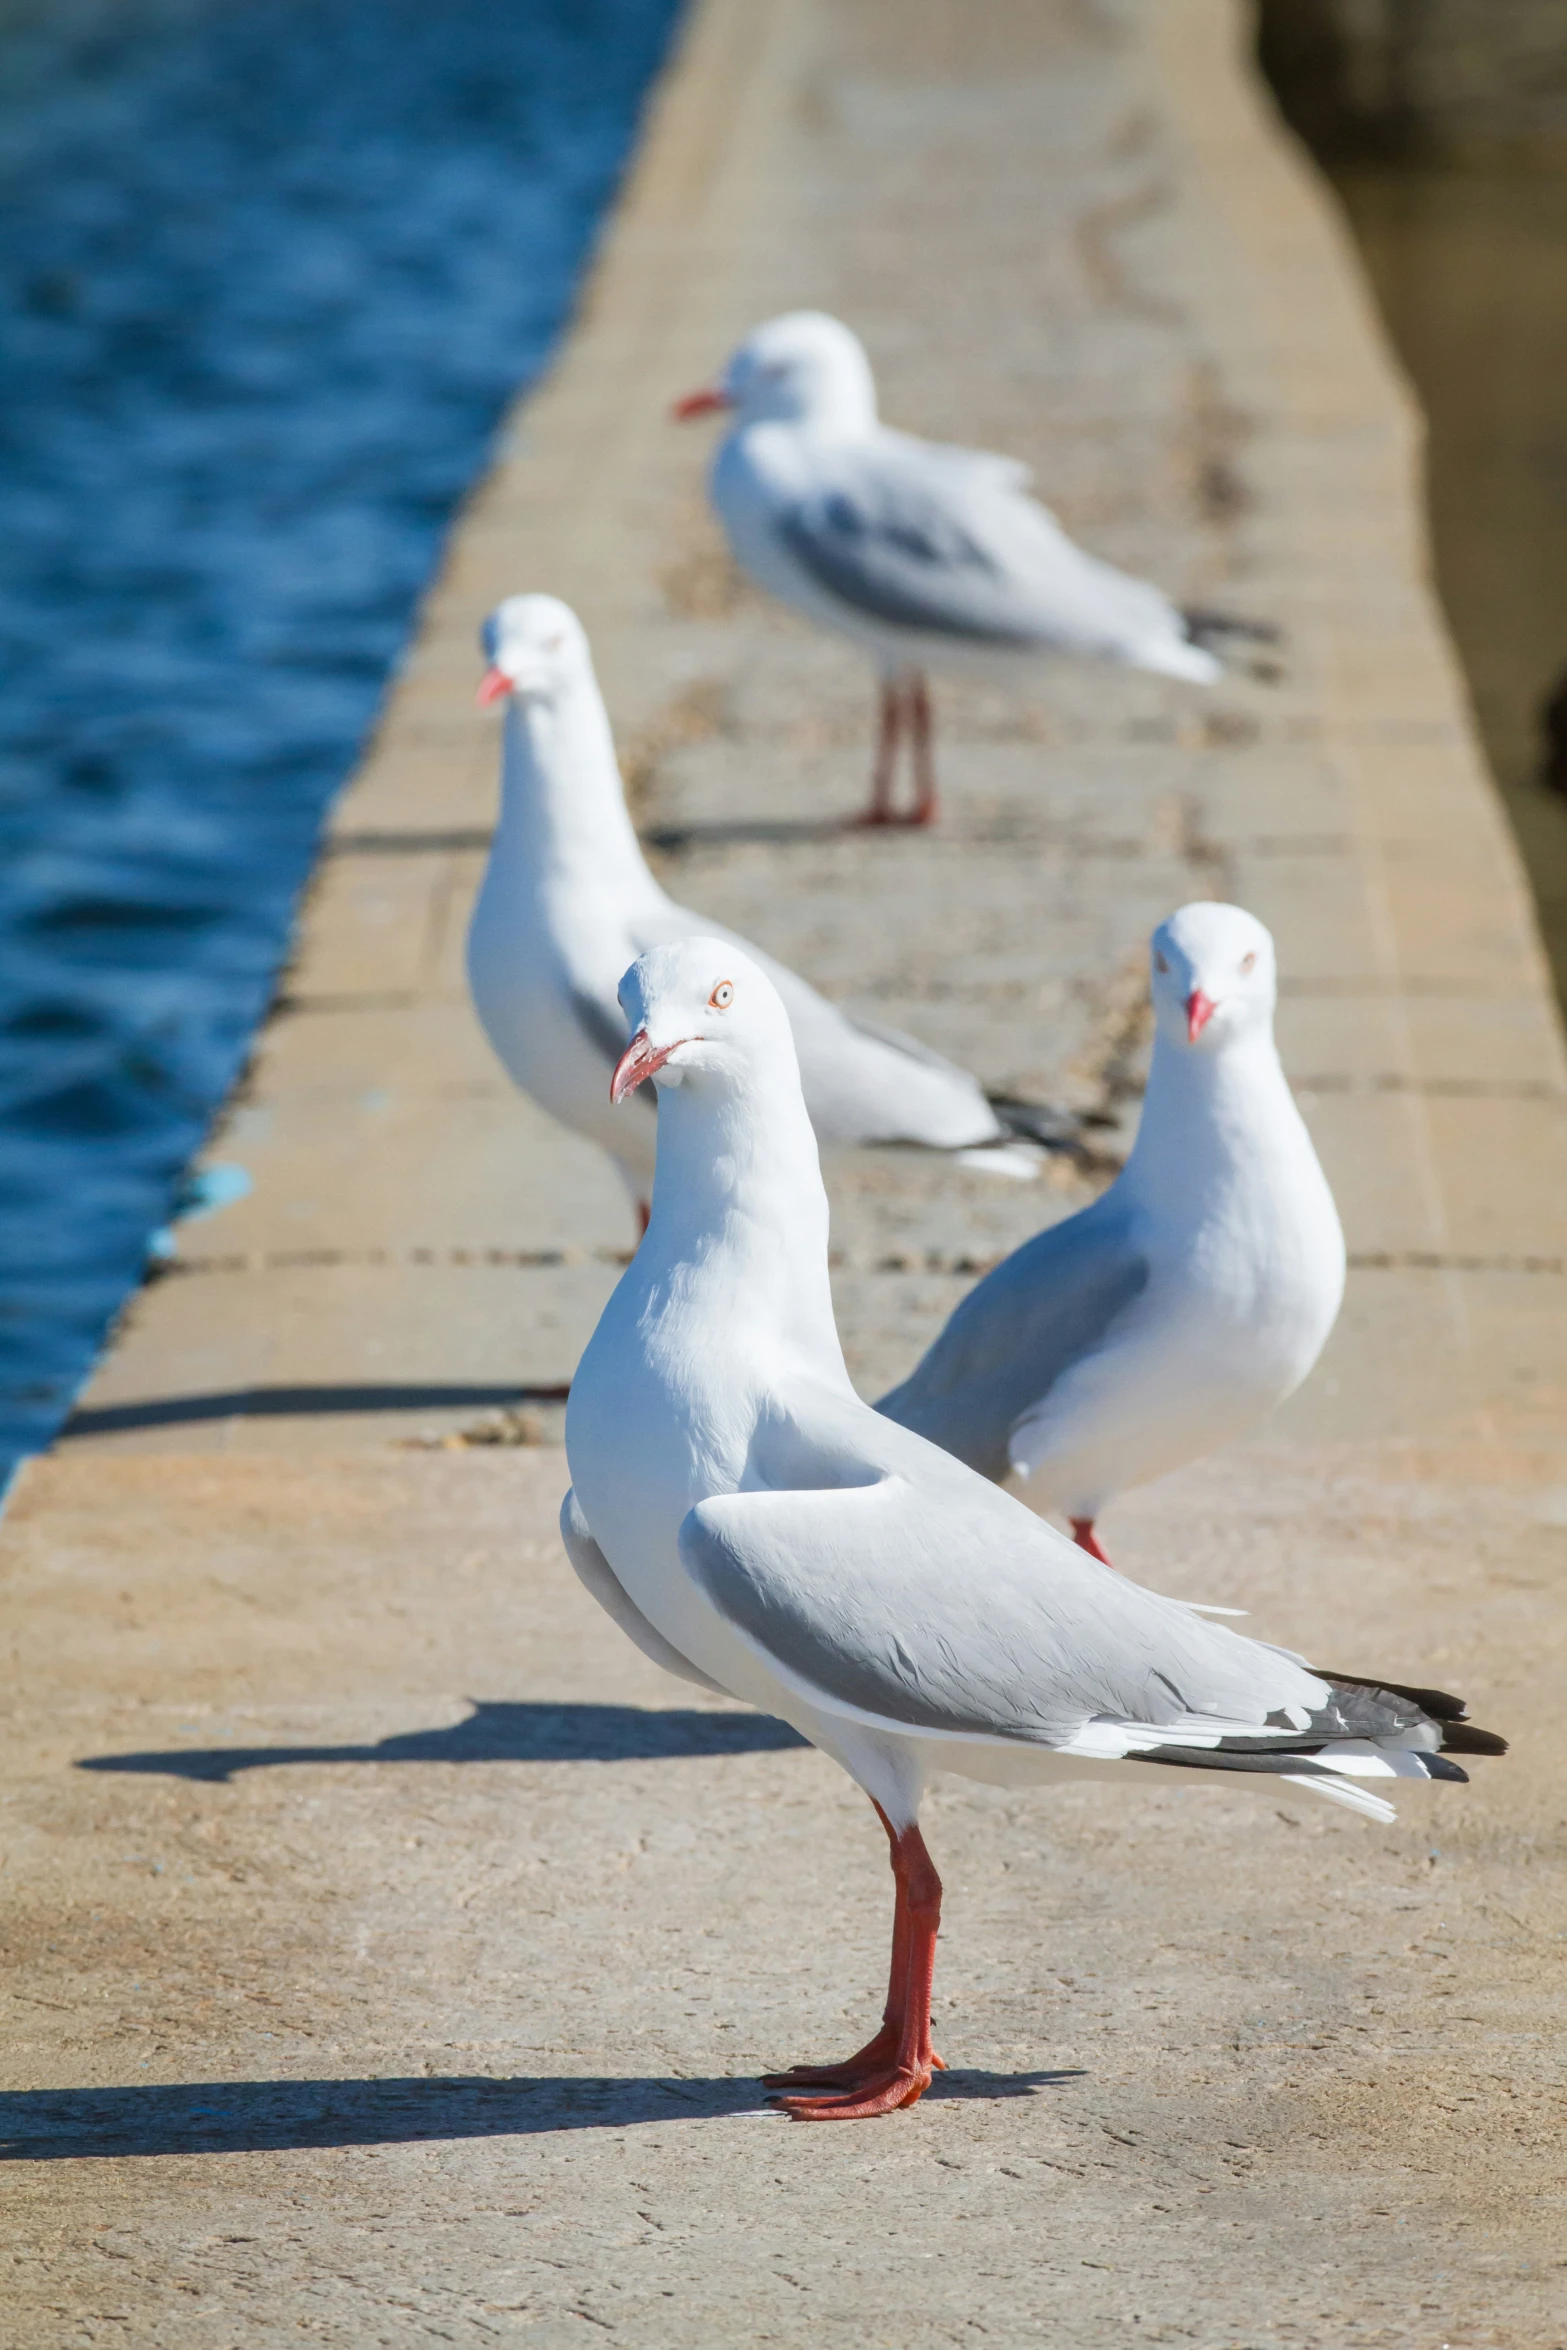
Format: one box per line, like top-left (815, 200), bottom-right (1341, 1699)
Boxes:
top-left (855, 681), bottom-right (903, 826)
top-left (1070, 1517), bottom-right (1116, 1568)
top-left (763, 1804), bottom-right (933, 2089)
top-left (906, 673), bottom-right (939, 826)
top-left (770, 1813), bottom-right (944, 2121)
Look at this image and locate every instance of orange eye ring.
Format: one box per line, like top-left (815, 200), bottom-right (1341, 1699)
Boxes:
top-left (1240, 950), bottom-right (1257, 975)
top-left (708, 980), bottom-right (735, 1011)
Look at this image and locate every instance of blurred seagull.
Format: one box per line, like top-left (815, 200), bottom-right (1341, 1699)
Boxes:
top-left (469, 594), bottom-right (1070, 1223)
top-left (562, 935), bottom-right (1502, 2121)
top-left (147, 1162), bottom-right (252, 1264)
top-left (674, 311), bottom-right (1275, 826)
top-left (879, 904), bottom-right (1345, 1567)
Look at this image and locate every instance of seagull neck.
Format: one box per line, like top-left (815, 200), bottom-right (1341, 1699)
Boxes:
top-left (1122, 1025), bottom-right (1297, 1213)
top-left (644, 1076), bottom-right (848, 1386)
top-left (497, 690), bottom-right (657, 902)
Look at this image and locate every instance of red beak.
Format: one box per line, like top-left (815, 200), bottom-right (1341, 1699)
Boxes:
top-left (476, 666), bottom-right (511, 707)
top-left (671, 385), bottom-right (731, 422)
top-left (611, 1030), bottom-right (682, 1104)
top-left (1185, 989), bottom-right (1217, 1043)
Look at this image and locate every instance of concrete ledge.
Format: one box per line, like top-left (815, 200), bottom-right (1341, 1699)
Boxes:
top-left (7, 3), bottom-right (1565, 2338)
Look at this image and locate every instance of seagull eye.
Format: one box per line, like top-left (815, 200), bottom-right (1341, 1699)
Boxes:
top-left (1154, 951), bottom-right (1169, 975)
top-left (1240, 950), bottom-right (1257, 975)
top-left (543, 633), bottom-right (564, 653)
top-left (708, 980), bottom-right (734, 1011)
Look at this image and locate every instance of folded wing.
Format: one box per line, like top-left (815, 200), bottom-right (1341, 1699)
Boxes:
top-left (777, 438), bottom-right (1217, 675)
top-left (678, 1469), bottom-right (1489, 1818)
top-left (877, 1201), bottom-right (1149, 1478)
top-left (625, 901), bottom-right (1006, 1152)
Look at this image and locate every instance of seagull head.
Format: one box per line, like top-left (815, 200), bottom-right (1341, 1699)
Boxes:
top-left (1149, 902), bottom-right (1277, 1052)
top-left (476, 594), bottom-right (593, 708)
top-left (610, 939), bottom-right (796, 1106)
top-left (672, 311), bottom-right (878, 432)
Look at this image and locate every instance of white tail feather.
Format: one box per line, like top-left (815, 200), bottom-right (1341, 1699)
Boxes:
top-left (1285, 1771), bottom-right (1396, 1825)
top-left (955, 1144), bottom-right (1042, 1182)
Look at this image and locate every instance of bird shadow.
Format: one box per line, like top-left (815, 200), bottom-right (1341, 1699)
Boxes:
top-left (642, 815), bottom-right (857, 854)
top-left (59, 1383), bottom-right (569, 1440)
top-left (325, 825), bottom-right (495, 858)
top-left (75, 1700), bottom-right (810, 1784)
top-left (0, 2068), bottom-right (1083, 2161)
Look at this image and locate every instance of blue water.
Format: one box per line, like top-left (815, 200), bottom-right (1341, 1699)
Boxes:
top-left (0, 0), bottom-right (680, 1470)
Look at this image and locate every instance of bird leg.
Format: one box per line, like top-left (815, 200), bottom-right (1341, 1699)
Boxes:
top-left (768, 1805), bottom-right (945, 2121)
top-left (856, 677), bottom-right (940, 827)
top-left (763, 1804), bottom-right (909, 2089)
top-left (856, 680), bottom-right (906, 826)
top-left (636, 1202), bottom-right (650, 1238)
top-left (907, 673), bottom-right (939, 826)
top-left (1070, 1517), bottom-right (1116, 1568)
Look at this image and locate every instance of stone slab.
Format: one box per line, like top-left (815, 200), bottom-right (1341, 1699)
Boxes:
top-left (7, 0), bottom-right (1567, 2341)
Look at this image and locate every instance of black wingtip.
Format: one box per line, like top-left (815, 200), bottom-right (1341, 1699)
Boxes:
top-left (984, 1095), bottom-right (1081, 1152)
top-left (1314, 1669), bottom-right (1507, 1760)
top-left (1421, 1753), bottom-right (1470, 1783)
top-left (1440, 1724), bottom-right (1509, 1758)
top-left (1180, 604), bottom-right (1284, 649)
top-left (1317, 1670), bottom-right (1470, 1722)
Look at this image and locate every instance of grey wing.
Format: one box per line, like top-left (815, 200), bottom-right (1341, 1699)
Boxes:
top-left (877, 1202), bottom-right (1149, 1480)
top-left (564, 977), bottom-right (659, 1135)
top-left (766, 975), bottom-right (999, 1148)
top-left (775, 442), bottom-right (1185, 658)
top-left (560, 1489), bottom-right (727, 1694)
top-left (911, 437), bottom-right (1034, 497)
top-left (678, 1471), bottom-right (1473, 1811)
top-left (678, 1472), bottom-right (1325, 1746)
top-left (643, 902), bottom-right (1001, 1150)
top-left (777, 464), bottom-right (1048, 646)
top-left (569, 894), bottom-right (721, 1063)
top-left (566, 981), bottom-right (630, 1071)
top-left (839, 1005), bottom-right (986, 1080)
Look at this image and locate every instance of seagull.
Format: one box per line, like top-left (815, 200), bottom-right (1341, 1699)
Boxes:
top-left (674, 311), bottom-right (1275, 826)
top-left (468, 594), bottom-right (1067, 1223)
top-left (561, 936), bottom-right (1501, 2121)
top-left (878, 903), bottom-right (1346, 1568)
top-left (147, 1162), bottom-right (252, 1265)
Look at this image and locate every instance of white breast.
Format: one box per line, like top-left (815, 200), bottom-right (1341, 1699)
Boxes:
top-left (466, 869), bottom-right (654, 1189)
top-left (1014, 1055), bottom-right (1345, 1514)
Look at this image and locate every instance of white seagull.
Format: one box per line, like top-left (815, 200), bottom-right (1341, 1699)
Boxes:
top-left (674, 311), bottom-right (1274, 826)
top-left (468, 594), bottom-right (1065, 1223)
top-left (879, 903), bottom-right (1346, 1568)
top-left (561, 936), bottom-right (1501, 2121)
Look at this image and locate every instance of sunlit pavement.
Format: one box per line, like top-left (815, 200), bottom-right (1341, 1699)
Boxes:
top-left (6, 3), bottom-right (1565, 2342)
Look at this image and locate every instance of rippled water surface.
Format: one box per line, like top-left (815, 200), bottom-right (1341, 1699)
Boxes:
top-left (0, 0), bottom-right (679, 1470)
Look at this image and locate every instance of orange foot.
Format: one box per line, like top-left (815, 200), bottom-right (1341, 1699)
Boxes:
top-left (773, 2059), bottom-right (934, 2122)
top-left (764, 2025), bottom-right (946, 2092)
top-left (851, 806), bottom-right (937, 830)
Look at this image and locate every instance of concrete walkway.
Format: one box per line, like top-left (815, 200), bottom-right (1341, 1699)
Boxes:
top-left (4, 2), bottom-right (1565, 2341)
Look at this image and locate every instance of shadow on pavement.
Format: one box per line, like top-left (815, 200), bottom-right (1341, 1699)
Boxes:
top-left (76, 1700), bottom-right (810, 1782)
top-left (641, 816), bottom-right (854, 853)
top-left (60, 1382), bottom-right (569, 1439)
top-left (0, 2068), bottom-right (1084, 2159)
